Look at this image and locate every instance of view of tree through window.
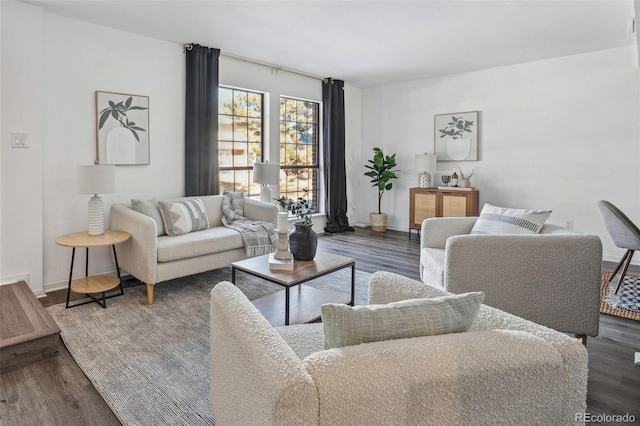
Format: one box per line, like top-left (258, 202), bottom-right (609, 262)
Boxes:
top-left (279, 97), bottom-right (320, 213)
top-left (218, 87), bottom-right (263, 197)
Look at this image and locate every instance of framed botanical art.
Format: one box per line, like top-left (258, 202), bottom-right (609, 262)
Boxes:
top-left (96, 91), bottom-right (149, 165)
top-left (434, 111), bottom-right (478, 161)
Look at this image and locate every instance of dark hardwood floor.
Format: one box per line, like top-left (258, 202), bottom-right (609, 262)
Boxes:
top-left (1, 228), bottom-right (638, 425)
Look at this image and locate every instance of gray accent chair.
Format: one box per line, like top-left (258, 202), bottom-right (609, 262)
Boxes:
top-left (420, 217), bottom-right (602, 343)
top-left (597, 200), bottom-right (640, 294)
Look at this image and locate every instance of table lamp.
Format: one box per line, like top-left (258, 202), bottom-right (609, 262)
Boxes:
top-left (252, 162), bottom-right (280, 202)
top-left (414, 153), bottom-right (437, 188)
top-left (77, 165), bottom-right (115, 236)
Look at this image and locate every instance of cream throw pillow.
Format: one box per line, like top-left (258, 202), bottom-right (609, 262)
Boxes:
top-left (470, 203), bottom-right (551, 235)
top-left (158, 199), bottom-right (209, 237)
top-left (131, 198), bottom-right (165, 237)
top-left (321, 291), bottom-right (484, 349)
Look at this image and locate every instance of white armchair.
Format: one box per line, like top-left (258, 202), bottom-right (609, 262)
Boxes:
top-left (420, 217), bottom-right (602, 342)
top-left (210, 272), bottom-right (588, 425)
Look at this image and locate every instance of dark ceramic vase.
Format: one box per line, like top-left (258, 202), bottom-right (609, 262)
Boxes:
top-left (289, 223), bottom-right (318, 261)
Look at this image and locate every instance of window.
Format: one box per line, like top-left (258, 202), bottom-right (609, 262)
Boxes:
top-left (218, 87), bottom-right (264, 197)
top-left (279, 97), bottom-right (320, 213)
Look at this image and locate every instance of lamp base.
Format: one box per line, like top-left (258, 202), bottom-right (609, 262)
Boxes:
top-left (260, 185), bottom-right (272, 203)
top-left (88, 195), bottom-right (105, 236)
top-left (418, 172), bottom-right (432, 188)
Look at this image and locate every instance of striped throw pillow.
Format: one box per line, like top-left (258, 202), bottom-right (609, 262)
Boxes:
top-left (158, 199), bottom-right (210, 237)
top-left (470, 203), bottom-right (551, 235)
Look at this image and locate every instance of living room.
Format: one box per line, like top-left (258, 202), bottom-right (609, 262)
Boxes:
top-left (2, 0), bottom-right (639, 295)
top-left (1, 0), bottom-right (639, 424)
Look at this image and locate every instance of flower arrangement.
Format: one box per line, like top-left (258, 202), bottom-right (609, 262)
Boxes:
top-left (457, 167), bottom-right (474, 180)
top-left (274, 189), bottom-right (313, 226)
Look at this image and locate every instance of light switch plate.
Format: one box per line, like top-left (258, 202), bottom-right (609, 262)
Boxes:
top-left (11, 132), bottom-right (28, 148)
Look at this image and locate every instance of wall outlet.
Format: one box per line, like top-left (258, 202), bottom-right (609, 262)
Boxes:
top-left (565, 220), bottom-right (574, 230)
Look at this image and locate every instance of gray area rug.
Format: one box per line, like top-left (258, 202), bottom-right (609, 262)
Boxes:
top-left (47, 266), bottom-right (372, 426)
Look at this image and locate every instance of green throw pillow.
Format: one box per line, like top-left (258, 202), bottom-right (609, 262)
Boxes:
top-left (321, 291), bottom-right (484, 349)
top-left (131, 198), bottom-right (165, 237)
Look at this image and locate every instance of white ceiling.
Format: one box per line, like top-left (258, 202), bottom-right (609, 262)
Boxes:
top-left (22, 0), bottom-right (638, 87)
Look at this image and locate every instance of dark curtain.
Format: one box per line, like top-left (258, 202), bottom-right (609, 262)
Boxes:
top-left (323, 78), bottom-right (354, 233)
top-left (185, 44), bottom-right (220, 196)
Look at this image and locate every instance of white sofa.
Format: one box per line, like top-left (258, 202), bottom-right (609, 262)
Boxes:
top-left (110, 195), bottom-right (277, 304)
top-left (209, 271), bottom-right (588, 426)
top-left (420, 217), bottom-right (602, 342)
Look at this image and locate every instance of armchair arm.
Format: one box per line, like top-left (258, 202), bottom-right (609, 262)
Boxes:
top-left (210, 282), bottom-right (318, 426)
top-left (421, 217), bottom-right (477, 249)
top-left (444, 233), bottom-right (602, 336)
top-left (304, 329), bottom-right (567, 425)
top-left (243, 198), bottom-right (278, 224)
top-left (368, 271), bottom-right (449, 304)
top-left (109, 203), bottom-right (158, 284)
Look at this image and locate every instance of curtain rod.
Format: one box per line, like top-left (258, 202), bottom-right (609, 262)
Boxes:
top-left (184, 43), bottom-right (328, 83)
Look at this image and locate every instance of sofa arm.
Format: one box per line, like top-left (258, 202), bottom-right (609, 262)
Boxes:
top-left (243, 198), bottom-right (278, 224)
top-left (210, 282), bottom-right (318, 426)
top-left (421, 217), bottom-right (477, 249)
top-left (109, 203), bottom-right (158, 285)
top-left (304, 330), bottom-right (568, 425)
top-left (444, 233), bottom-right (602, 337)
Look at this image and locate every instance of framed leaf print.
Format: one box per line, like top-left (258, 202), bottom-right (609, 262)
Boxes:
top-left (434, 111), bottom-right (478, 161)
top-left (96, 91), bottom-right (149, 165)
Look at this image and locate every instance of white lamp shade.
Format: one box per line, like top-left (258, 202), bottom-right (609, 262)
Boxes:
top-left (252, 162), bottom-right (280, 184)
top-left (414, 154), bottom-right (437, 172)
top-left (77, 165), bottom-right (115, 195)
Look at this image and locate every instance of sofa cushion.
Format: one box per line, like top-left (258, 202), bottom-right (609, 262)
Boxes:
top-left (471, 203), bottom-right (551, 235)
top-left (321, 291), bottom-right (484, 349)
top-left (158, 199), bottom-right (210, 237)
top-left (157, 226), bottom-right (244, 263)
top-left (131, 198), bottom-right (165, 237)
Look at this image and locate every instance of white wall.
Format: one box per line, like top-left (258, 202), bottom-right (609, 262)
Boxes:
top-left (1, 1), bottom-right (44, 290)
top-left (1, 2), bottom-right (185, 294)
top-left (356, 47), bottom-right (640, 263)
top-left (0, 3), bottom-right (327, 293)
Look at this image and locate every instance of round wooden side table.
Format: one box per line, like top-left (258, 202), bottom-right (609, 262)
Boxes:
top-left (56, 230), bottom-right (130, 309)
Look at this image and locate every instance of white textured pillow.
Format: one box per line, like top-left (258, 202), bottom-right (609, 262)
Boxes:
top-left (470, 203), bottom-right (551, 235)
top-left (321, 291), bottom-right (484, 349)
top-left (158, 199), bottom-right (210, 237)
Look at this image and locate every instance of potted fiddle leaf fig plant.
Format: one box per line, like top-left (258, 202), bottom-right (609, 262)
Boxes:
top-left (364, 147), bottom-right (399, 232)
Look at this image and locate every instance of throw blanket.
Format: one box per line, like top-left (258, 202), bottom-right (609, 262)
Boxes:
top-left (221, 191), bottom-right (277, 256)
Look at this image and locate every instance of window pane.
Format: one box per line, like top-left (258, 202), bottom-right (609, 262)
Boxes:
top-left (219, 171), bottom-right (235, 192)
top-left (248, 118), bottom-right (262, 142)
top-left (218, 87), bottom-right (263, 198)
top-left (233, 117), bottom-right (248, 141)
top-left (234, 91), bottom-right (247, 116)
top-left (219, 88), bottom-right (233, 115)
top-left (247, 93), bottom-right (262, 118)
top-left (219, 141), bottom-right (234, 167)
top-left (219, 115), bottom-right (233, 141)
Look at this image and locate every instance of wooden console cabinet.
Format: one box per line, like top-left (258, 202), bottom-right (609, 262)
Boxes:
top-left (409, 187), bottom-right (480, 232)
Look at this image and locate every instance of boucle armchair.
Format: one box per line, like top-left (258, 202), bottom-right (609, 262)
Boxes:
top-left (420, 217), bottom-right (602, 342)
top-left (209, 272), bottom-right (588, 426)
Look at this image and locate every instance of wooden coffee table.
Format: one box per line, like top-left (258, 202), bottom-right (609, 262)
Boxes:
top-left (231, 251), bottom-right (355, 326)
